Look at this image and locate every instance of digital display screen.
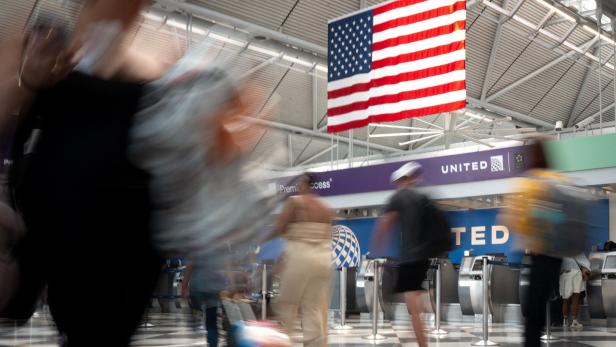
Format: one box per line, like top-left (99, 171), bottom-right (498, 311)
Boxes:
top-left (604, 256), bottom-right (616, 270)
top-left (472, 260), bottom-right (484, 271)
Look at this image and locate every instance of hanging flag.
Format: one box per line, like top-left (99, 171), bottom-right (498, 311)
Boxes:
top-left (327, 0), bottom-right (467, 133)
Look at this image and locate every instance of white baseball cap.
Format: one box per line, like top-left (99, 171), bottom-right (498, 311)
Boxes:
top-left (390, 161), bottom-right (423, 183)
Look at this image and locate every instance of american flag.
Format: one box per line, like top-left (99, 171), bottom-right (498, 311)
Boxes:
top-left (327, 0), bottom-right (467, 133)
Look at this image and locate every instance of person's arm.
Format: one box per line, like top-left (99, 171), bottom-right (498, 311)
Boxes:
top-left (0, 34), bottom-right (34, 130)
top-left (273, 198), bottom-right (296, 236)
top-left (372, 211), bottom-right (398, 251)
top-left (0, 29), bottom-right (79, 131)
top-left (181, 264), bottom-right (193, 299)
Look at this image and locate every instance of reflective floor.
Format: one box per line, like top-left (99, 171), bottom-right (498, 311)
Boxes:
top-left (1, 313), bottom-right (616, 346)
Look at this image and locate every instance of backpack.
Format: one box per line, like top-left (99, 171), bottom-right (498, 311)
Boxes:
top-left (420, 197), bottom-right (453, 258)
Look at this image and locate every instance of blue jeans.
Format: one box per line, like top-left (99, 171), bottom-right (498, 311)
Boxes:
top-left (190, 292), bottom-right (219, 347)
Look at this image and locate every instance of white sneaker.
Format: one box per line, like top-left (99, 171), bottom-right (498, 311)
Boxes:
top-left (570, 320), bottom-right (583, 329)
top-left (562, 318), bottom-right (568, 328)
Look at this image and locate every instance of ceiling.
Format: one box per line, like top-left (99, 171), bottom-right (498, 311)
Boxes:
top-left (2, 0), bottom-right (616, 169)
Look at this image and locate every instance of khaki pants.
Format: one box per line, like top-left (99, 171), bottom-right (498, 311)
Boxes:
top-left (277, 240), bottom-right (331, 347)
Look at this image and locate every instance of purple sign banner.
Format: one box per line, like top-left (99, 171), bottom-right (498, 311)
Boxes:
top-left (273, 145), bottom-right (534, 197)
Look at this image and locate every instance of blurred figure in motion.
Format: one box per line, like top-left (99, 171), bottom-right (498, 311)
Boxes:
top-left (501, 140), bottom-right (591, 347)
top-left (1, 1), bottom-right (167, 346)
top-left (373, 162), bottom-right (429, 347)
top-left (274, 173), bottom-right (333, 347)
top-left (182, 259), bottom-right (225, 347)
top-left (1, 1), bottom-right (278, 346)
top-left (560, 253), bottom-right (591, 329)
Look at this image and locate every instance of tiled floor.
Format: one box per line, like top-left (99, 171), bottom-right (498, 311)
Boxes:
top-left (1, 313), bottom-right (616, 346)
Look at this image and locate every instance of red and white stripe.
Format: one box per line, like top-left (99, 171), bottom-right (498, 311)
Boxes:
top-left (327, 0), bottom-right (466, 133)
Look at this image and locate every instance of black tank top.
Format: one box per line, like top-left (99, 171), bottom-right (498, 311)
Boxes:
top-left (11, 71), bottom-right (158, 277)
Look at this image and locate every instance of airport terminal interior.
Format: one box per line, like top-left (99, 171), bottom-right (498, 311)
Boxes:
top-left (3, 0), bottom-right (616, 346)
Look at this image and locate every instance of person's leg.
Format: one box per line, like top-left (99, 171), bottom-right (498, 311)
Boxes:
top-left (570, 292), bottom-right (582, 328)
top-left (562, 297), bottom-right (570, 325)
top-left (299, 273), bottom-right (330, 347)
top-left (404, 291), bottom-right (427, 347)
top-left (525, 255), bottom-right (562, 347)
top-left (205, 304), bottom-right (218, 347)
top-left (276, 248), bottom-right (309, 336)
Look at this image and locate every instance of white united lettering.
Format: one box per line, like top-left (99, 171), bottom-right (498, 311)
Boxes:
top-left (450, 225), bottom-right (510, 246)
top-left (441, 161), bottom-right (489, 174)
top-left (491, 226), bottom-right (509, 245)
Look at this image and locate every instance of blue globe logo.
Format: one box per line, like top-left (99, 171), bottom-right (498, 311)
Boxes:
top-left (331, 225), bottom-right (361, 268)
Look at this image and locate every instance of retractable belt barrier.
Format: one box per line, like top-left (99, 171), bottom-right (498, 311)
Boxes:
top-left (471, 257), bottom-right (498, 346)
top-left (333, 267), bottom-right (353, 330)
top-left (429, 261), bottom-right (447, 337)
top-left (363, 259), bottom-right (387, 342)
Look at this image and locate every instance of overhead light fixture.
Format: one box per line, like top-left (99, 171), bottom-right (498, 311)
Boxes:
top-left (368, 123), bottom-right (438, 131)
top-left (247, 44), bottom-right (279, 57)
top-left (282, 55), bottom-right (315, 68)
top-left (208, 32), bottom-right (247, 47)
top-left (369, 131), bottom-right (442, 138)
top-left (465, 112), bottom-right (494, 123)
top-left (398, 133), bottom-right (442, 146)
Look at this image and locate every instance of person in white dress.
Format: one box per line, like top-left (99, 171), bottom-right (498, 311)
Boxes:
top-left (560, 253), bottom-right (591, 329)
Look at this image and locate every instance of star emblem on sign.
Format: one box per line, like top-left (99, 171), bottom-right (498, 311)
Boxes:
top-left (515, 153), bottom-right (525, 169)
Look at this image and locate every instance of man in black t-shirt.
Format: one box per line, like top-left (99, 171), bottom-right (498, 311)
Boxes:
top-left (373, 161), bottom-right (428, 347)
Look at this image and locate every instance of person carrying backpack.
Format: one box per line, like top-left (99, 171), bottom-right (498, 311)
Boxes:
top-left (500, 140), bottom-right (591, 347)
top-left (373, 162), bottom-right (452, 347)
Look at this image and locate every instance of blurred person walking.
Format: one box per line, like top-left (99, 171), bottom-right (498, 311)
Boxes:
top-left (501, 140), bottom-right (591, 347)
top-left (274, 173), bottom-right (333, 347)
top-left (1, 1), bottom-right (275, 346)
top-left (373, 162), bottom-right (452, 347)
top-left (182, 259), bottom-right (226, 347)
top-left (1, 1), bottom-right (169, 346)
top-left (560, 253), bottom-right (591, 329)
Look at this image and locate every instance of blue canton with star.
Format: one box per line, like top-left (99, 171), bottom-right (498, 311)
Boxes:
top-left (328, 10), bottom-right (373, 82)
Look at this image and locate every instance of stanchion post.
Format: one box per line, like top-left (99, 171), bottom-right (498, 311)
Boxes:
top-left (429, 261), bottom-right (447, 336)
top-left (261, 263), bottom-right (267, 320)
top-left (472, 257), bottom-right (498, 346)
top-left (541, 301), bottom-right (559, 341)
top-left (334, 267), bottom-right (353, 330)
top-left (363, 259), bottom-right (387, 342)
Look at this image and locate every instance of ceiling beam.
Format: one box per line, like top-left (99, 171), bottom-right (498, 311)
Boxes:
top-left (567, 46), bottom-right (601, 127)
top-left (298, 144), bottom-right (338, 166)
top-left (155, 0), bottom-right (327, 57)
top-left (481, 0), bottom-right (509, 102)
top-left (467, 97), bottom-right (553, 128)
top-left (242, 117), bottom-right (406, 153)
top-left (481, 0), bottom-right (615, 75)
top-left (486, 37), bottom-right (596, 103)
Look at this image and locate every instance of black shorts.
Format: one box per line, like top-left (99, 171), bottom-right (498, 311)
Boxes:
top-left (396, 261), bottom-right (430, 293)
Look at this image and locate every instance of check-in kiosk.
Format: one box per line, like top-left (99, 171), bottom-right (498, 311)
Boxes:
top-left (600, 252), bottom-right (616, 325)
top-left (588, 252), bottom-right (607, 319)
top-left (458, 254), bottom-right (522, 322)
top-left (459, 255), bottom-right (486, 316)
top-left (426, 258), bottom-right (460, 321)
top-left (354, 257), bottom-right (370, 313)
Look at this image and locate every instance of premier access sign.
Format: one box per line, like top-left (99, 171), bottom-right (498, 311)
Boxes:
top-left (271, 145), bottom-right (534, 197)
